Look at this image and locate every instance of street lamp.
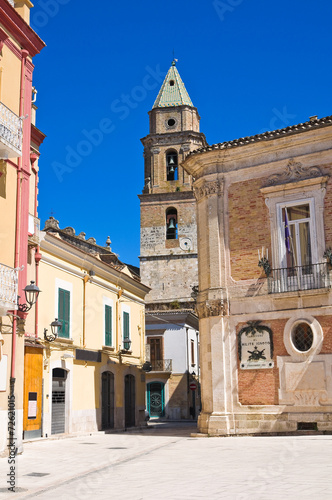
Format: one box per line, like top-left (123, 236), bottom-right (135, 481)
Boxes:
top-left (18, 281), bottom-right (40, 313)
top-left (44, 318), bottom-right (62, 342)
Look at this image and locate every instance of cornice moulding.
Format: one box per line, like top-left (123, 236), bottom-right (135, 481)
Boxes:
top-left (183, 127), bottom-right (332, 178)
top-left (0, 0), bottom-right (45, 56)
top-left (41, 234), bottom-right (150, 297)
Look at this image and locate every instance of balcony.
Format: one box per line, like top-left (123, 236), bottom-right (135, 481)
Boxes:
top-left (28, 215), bottom-right (40, 246)
top-left (150, 359), bottom-right (172, 372)
top-left (0, 102), bottom-right (23, 159)
top-left (268, 262), bottom-right (330, 294)
top-left (0, 263), bottom-right (18, 316)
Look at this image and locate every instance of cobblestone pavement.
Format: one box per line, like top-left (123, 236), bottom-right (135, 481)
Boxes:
top-left (0, 422), bottom-right (332, 499)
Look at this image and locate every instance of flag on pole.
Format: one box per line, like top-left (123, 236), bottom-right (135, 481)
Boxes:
top-left (284, 209), bottom-right (291, 254)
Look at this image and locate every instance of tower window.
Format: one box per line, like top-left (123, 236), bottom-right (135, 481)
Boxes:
top-left (166, 208), bottom-right (178, 240)
top-left (166, 150), bottom-right (178, 181)
top-left (168, 118), bottom-right (175, 127)
top-left (169, 80), bottom-right (175, 86)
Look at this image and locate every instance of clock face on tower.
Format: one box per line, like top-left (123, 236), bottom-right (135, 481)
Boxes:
top-left (179, 237), bottom-right (192, 251)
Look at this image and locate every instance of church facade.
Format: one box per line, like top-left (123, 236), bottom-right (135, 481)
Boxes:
top-left (183, 114), bottom-right (332, 435)
top-left (139, 62), bottom-right (205, 419)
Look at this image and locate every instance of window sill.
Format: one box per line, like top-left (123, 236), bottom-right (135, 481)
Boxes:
top-left (56, 337), bottom-right (73, 344)
top-left (102, 345), bottom-right (115, 352)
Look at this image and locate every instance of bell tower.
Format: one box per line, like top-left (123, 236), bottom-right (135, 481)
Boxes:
top-left (139, 61), bottom-right (207, 306)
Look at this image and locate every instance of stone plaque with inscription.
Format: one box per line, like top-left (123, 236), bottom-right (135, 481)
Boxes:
top-left (238, 321), bottom-right (274, 370)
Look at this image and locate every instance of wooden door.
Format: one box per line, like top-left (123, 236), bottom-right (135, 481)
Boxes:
top-left (23, 346), bottom-right (43, 438)
top-left (102, 371), bottom-right (114, 429)
top-left (124, 374), bottom-right (135, 428)
top-left (148, 337), bottom-right (163, 370)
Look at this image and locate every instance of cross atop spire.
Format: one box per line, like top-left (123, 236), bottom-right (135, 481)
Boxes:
top-left (152, 61), bottom-right (193, 108)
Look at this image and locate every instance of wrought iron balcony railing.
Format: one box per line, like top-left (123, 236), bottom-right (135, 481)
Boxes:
top-left (150, 359), bottom-right (172, 372)
top-left (268, 262), bottom-right (330, 294)
top-left (0, 101), bottom-right (23, 158)
top-left (0, 263), bottom-right (18, 315)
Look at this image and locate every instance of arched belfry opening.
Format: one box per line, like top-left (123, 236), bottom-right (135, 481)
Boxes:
top-left (166, 207), bottom-right (178, 240)
top-left (166, 150), bottom-right (178, 181)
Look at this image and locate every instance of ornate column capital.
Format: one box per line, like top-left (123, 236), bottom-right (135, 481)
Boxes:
top-left (194, 179), bottom-right (223, 201)
top-left (196, 299), bottom-right (227, 319)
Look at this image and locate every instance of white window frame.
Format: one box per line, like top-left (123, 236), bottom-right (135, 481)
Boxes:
top-left (276, 198), bottom-right (317, 268)
top-left (103, 296), bottom-right (114, 347)
top-left (261, 177), bottom-right (327, 270)
top-left (55, 278), bottom-right (73, 339)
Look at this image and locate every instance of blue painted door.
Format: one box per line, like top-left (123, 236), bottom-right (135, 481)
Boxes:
top-left (147, 382), bottom-right (165, 417)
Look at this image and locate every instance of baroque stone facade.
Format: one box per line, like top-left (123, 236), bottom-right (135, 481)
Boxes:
top-left (183, 114), bottom-right (332, 435)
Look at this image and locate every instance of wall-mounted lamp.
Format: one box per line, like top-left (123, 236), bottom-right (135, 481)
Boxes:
top-left (122, 339), bottom-right (132, 351)
top-left (17, 281), bottom-right (40, 313)
top-left (44, 318), bottom-right (62, 342)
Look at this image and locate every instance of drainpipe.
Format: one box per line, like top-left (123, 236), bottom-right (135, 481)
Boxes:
top-left (34, 248), bottom-right (41, 339)
top-left (116, 289), bottom-right (123, 362)
top-left (83, 275), bottom-right (89, 347)
top-left (11, 49), bottom-right (29, 390)
top-left (31, 158), bottom-right (40, 340)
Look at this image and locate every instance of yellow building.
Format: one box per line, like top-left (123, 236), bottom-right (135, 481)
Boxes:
top-left (26, 217), bottom-right (150, 437)
top-left (0, 0), bottom-right (45, 455)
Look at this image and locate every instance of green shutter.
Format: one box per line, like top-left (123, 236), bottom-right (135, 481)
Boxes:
top-left (123, 311), bottom-right (130, 349)
top-left (58, 288), bottom-right (70, 338)
top-left (105, 305), bottom-right (112, 346)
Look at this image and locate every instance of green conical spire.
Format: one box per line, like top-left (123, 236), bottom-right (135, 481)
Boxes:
top-left (153, 61), bottom-right (194, 108)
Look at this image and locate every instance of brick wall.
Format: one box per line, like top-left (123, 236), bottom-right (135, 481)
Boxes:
top-left (237, 316), bottom-right (332, 405)
top-left (316, 316), bottom-right (332, 353)
top-left (229, 178), bottom-right (271, 281)
top-left (237, 319), bottom-right (288, 405)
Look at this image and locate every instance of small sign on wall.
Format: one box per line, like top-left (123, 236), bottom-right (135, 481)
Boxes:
top-left (238, 321), bottom-right (274, 369)
top-left (28, 392), bottom-right (37, 419)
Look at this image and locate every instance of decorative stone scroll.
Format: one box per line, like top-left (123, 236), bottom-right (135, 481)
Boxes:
top-left (62, 227), bottom-right (75, 236)
top-left (194, 180), bottom-right (222, 201)
top-left (266, 159), bottom-right (323, 187)
top-left (151, 147), bottom-right (160, 155)
top-left (196, 299), bottom-right (227, 319)
top-left (238, 321), bottom-right (274, 370)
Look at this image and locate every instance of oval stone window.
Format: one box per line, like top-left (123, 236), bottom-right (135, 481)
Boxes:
top-left (292, 323), bottom-right (314, 352)
top-left (168, 118), bottom-right (175, 127)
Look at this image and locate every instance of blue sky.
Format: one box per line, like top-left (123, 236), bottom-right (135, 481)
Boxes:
top-left (32, 0), bottom-right (332, 267)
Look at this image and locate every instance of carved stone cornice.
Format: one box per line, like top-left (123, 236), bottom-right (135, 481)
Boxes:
top-left (265, 159), bottom-right (323, 187)
top-left (194, 180), bottom-right (222, 201)
top-left (196, 299), bottom-right (227, 319)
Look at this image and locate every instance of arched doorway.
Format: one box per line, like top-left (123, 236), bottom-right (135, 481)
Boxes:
top-left (124, 374), bottom-right (135, 427)
top-left (147, 382), bottom-right (165, 417)
top-left (51, 368), bottom-right (67, 434)
top-left (101, 371), bottom-right (115, 429)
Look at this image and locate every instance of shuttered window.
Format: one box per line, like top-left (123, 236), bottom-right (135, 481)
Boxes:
top-left (105, 305), bottom-right (112, 346)
top-left (123, 311), bottom-right (130, 349)
top-left (58, 288), bottom-right (70, 338)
